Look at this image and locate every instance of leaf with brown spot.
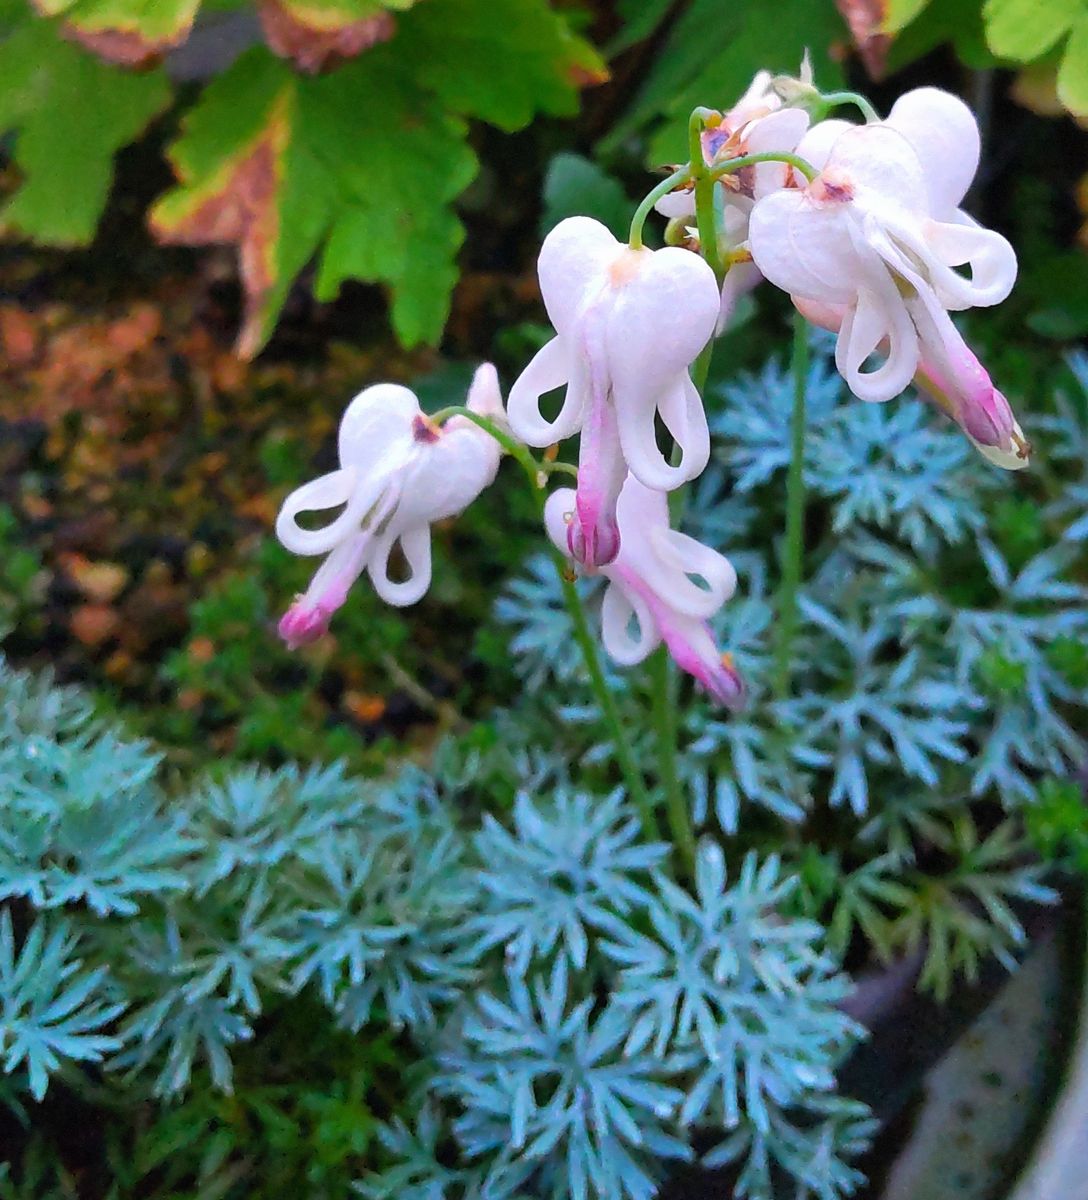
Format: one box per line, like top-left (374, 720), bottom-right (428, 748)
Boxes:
top-left (258, 0), bottom-right (405, 73)
top-left (834, 0), bottom-right (892, 77)
top-left (152, 1), bottom-right (601, 355)
top-left (31, 0), bottom-right (201, 66)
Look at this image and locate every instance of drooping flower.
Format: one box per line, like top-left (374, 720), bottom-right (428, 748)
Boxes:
top-left (749, 88), bottom-right (1027, 467)
top-left (508, 216), bottom-right (719, 569)
top-left (275, 366), bottom-right (503, 647)
top-left (545, 475), bottom-right (743, 708)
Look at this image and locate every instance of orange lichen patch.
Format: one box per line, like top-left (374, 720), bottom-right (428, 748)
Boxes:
top-left (834, 0), bottom-right (891, 79)
top-left (151, 96), bottom-right (290, 361)
top-left (60, 554), bottom-right (129, 603)
top-left (0, 306), bottom-right (40, 368)
top-left (71, 602), bottom-right (120, 647)
top-left (258, 0), bottom-right (396, 73)
top-left (343, 689), bottom-right (387, 724)
top-left (188, 636), bottom-right (216, 665)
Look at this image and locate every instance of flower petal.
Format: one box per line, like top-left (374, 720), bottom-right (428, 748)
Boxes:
top-left (615, 373), bottom-right (709, 491)
top-left (507, 336), bottom-right (583, 446)
top-left (601, 577), bottom-right (658, 665)
top-left (918, 214), bottom-right (1017, 308)
top-left (825, 124), bottom-right (927, 210)
top-left (749, 188), bottom-right (860, 305)
top-left (537, 215), bottom-right (620, 336)
top-left (276, 466), bottom-right (389, 556)
top-left (748, 107), bottom-right (811, 199)
top-left (885, 87), bottom-right (979, 216)
top-left (543, 487), bottom-right (577, 555)
top-left (572, 380), bottom-right (625, 567)
top-left (338, 383), bottom-right (420, 473)
top-left (794, 118), bottom-right (856, 173)
top-left (368, 524), bottom-right (432, 607)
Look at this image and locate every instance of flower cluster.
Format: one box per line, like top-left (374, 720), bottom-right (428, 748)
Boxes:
top-left (272, 72), bottom-right (1024, 710)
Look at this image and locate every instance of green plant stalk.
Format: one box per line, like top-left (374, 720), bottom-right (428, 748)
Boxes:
top-left (651, 645), bottom-right (695, 873)
top-left (433, 408), bottom-right (660, 840)
top-left (629, 166), bottom-right (691, 249)
top-left (773, 310), bottom-right (810, 701)
top-left (817, 90), bottom-right (880, 123)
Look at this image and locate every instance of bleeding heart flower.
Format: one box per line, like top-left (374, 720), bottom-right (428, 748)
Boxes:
top-left (508, 217), bottom-right (720, 570)
top-left (749, 90), bottom-right (1017, 398)
top-left (275, 366), bottom-right (503, 647)
top-left (545, 475), bottom-right (744, 709)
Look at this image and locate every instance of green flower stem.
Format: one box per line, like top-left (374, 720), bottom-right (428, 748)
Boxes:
top-left (708, 150), bottom-right (818, 185)
top-left (651, 646), bottom-right (695, 874)
top-left (773, 310), bottom-right (810, 701)
top-left (818, 90), bottom-right (880, 123)
top-left (436, 408), bottom-right (660, 840)
top-left (629, 166), bottom-right (691, 250)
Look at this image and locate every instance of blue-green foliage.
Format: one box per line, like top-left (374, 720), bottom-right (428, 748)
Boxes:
top-left (0, 658), bottom-right (864, 1200)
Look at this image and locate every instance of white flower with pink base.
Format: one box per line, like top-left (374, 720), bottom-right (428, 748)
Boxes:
top-left (275, 366), bottom-right (503, 648)
top-left (749, 87), bottom-right (1028, 469)
top-left (545, 475), bottom-right (744, 709)
top-left (508, 216), bottom-right (720, 570)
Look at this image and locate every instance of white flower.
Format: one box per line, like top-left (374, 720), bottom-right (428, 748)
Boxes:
top-left (275, 365), bottom-right (503, 647)
top-left (508, 216), bottom-right (720, 568)
top-left (545, 475), bottom-right (743, 708)
top-left (749, 88), bottom-right (1018, 408)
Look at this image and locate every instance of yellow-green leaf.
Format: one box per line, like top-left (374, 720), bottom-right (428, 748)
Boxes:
top-left (0, 14), bottom-right (171, 244)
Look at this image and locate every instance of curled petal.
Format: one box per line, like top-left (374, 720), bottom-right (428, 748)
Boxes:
top-left (919, 215), bottom-right (1017, 309)
top-left (507, 336), bottom-right (583, 447)
top-left (463, 361), bottom-right (505, 421)
top-left (276, 467), bottom-right (391, 556)
top-left (368, 524), bottom-right (433, 607)
top-left (885, 87), bottom-right (979, 216)
top-left (834, 227), bottom-right (920, 402)
top-left (615, 373), bottom-right (709, 491)
top-left (601, 579), bottom-right (659, 666)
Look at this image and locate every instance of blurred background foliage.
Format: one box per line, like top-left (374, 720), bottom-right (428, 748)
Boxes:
top-left (1, 0), bottom-right (1088, 1197)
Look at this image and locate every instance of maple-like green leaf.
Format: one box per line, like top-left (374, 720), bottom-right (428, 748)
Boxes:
top-left (392, 0), bottom-right (607, 130)
top-left (0, 14), bottom-right (171, 245)
top-left (152, 0), bottom-right (600, 354)
top-left (983, 0), bottom-right (1088, 115)
top-left (151, 46), bottom-right (473, 354)
top-left (604, 0), bottom-right (846, 163)
top-left (31, 0), bottom-right (201, 65)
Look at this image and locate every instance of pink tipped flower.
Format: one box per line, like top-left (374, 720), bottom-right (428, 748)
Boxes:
top-left (750, 88), bottom-right (1019, 418)
top-left (545, 475), bottom-right (744, 710)
top-left (275, 366), bottom-right (503, 647)
top-left (507, 217), bottom-right (719, 569)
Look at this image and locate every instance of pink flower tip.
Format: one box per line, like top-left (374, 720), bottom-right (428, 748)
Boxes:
top-left (277, 600), bottom-right (332, 650)
top-left (699, 651), bottom-right (746, 711)
top-left (567, 513), bottom-right (621, 569)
